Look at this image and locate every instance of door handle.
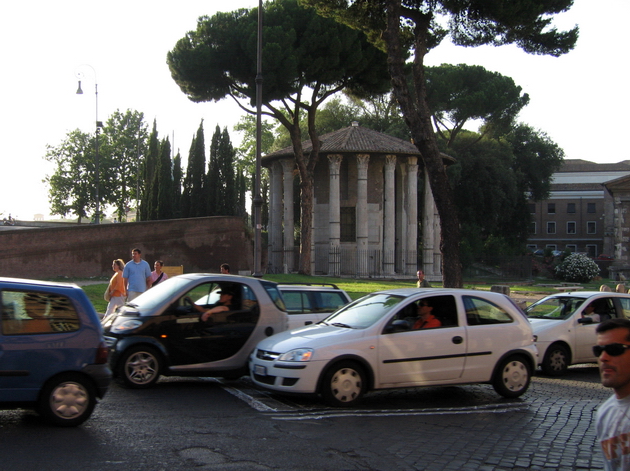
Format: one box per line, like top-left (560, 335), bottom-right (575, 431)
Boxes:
top-left (305, 321), bottom-right (313, 325)
top-left (452, 336), bottom-right (463, 344)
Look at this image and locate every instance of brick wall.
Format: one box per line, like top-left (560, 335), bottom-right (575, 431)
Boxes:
top-left (0, 217), bottom-right (253, 279)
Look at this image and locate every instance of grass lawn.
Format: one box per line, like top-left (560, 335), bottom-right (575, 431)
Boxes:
top-left (75, 273), bottom-right (618, 314)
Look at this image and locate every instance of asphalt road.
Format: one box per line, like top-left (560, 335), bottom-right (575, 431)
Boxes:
top-left (0, 365), bottom-right (609, 471)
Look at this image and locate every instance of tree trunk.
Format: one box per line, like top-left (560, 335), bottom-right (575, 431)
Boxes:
top-left (384, 0), bottom-right (462, 287)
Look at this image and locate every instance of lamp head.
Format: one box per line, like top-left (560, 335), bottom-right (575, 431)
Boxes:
top-left (76, 80), bottom-right (84, 95)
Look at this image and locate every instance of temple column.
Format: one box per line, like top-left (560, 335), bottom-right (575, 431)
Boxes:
top-left (270, 161), bottom-right (283, 273)
top-left (328, 155), bottom-right (342, 276)
top-left (356, 154), bottom-right (370, 276)
top-left (281, 159), bottom-right (295, 273)
top-left (406, 156), bottom-right (418, 275)
top-left (383, 155), bottom-right (396, 275)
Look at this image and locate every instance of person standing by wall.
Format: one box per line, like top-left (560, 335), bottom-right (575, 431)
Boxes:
top-left (151, 260), bottom-right (169, 286)
top-left (105, 259), bottom-right (126, 317)
top-left (417, 270), bottom-right (431, 288)
top-left (220, 263), bottom-right (230, 274)
top-left (123, 248), bottom-right (152, 301)
top-left (595, 318), bottom-right (630, 469)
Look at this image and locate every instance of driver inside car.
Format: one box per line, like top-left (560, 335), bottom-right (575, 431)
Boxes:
top-left (188, 288), bottom-right (236, 322)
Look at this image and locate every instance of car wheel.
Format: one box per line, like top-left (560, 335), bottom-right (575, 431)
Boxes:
top-left (541, 344), bottom-right (569, 376)
top-left (117, 345), bottom-right (162, 389)
top-left (321, 361), bottom-right (366, 407)
top-left (37, 373), bottom-right (96, 427)
top-left (493, 355), bottom-right (531, 398)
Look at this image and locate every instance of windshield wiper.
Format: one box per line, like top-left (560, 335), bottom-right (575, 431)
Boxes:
top-left (332, 322), bottom-right (353, 328)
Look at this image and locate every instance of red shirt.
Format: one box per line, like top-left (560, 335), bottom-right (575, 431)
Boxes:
top-left (413, 314), bottom-right (441, 330)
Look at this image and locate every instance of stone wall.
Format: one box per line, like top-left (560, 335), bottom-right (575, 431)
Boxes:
top-left (0, 217), bottom-right (253, 279)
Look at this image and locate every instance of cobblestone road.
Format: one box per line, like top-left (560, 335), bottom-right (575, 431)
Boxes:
top-left (231, 365), bottom-right (609, 470)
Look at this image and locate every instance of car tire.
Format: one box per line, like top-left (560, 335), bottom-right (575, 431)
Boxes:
top-left (492, 355), bottom-right (531, 398)
top-left (541, 344), bottom-right (570, 376)
top-left (37, 373), bottom-right (96, 427)
top-left (117, 345), bottom-right (162, 389)
top-left (321, 361), bottom-right (366, 407)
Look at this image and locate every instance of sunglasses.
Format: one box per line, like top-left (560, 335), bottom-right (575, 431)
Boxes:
top-left (593, 343), bottom-right (630, 357)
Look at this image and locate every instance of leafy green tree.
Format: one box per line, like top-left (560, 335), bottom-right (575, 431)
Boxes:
top-left (172, 151), bottom-right (183, 218)
top-left (44, 129), bottom-right (95, 223)
top-left (139, 120), bottom-right (160, 221)
top-left (181, 121), bottom-right (207, 218)
top-left (425, 64), bottom-right (529, 148)
top-left (156, 137), bottom-right (175, 220)
top-left (301, 0), bottom-right (578, 287)
top-left (167, 0), bottom-right (391, 274)
top-left (207, 126), bottom-right (222, 215)
top-left (101, 110), bottom-right (147, 222)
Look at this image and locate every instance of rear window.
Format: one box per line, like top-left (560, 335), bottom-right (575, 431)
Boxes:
top-left (464, 296), bottom-right (514, 325)
top-left (281, 290), bottom-right (348, 314)
top-left (1, 290), bottom-right (80, 335)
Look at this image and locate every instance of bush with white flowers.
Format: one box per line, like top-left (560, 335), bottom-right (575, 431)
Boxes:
top-left (554, 253), bottom-right (600, 283)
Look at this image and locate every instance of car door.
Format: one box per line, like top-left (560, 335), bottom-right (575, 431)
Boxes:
top-left (0, 289), bottom-right (83, 401)
top-left (574, 296), bottom-right (615, 363)
top-left (377, 295), bottom-right (466, 387)
top-left (164, 282), bottom-right (260, 365)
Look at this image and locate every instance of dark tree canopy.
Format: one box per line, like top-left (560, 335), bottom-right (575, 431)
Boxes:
top-left (168, 0), bottom-right (391, 274)
top-left (301, 0), bottom-right (578, 287)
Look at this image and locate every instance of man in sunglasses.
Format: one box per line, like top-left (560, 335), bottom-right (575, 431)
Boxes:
top-left (595, 318), bottom-right (630, 470)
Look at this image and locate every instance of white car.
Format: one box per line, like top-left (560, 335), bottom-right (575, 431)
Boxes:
top-left (250, 288), bottom-right (537, 406)
top-left (278, 283), bottom-right (352, 329)
top-left (526, 291), bottom-right (630, 375)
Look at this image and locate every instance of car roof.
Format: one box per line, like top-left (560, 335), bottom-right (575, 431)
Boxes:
top-left (278, 283), bottom-right (344, 291)
top-left (0, 277), bottom-right (80, 289)
top-left (174, 273), bottom-right (277, 285)
top-left (366, 288), bottom-right (509, 299)
top-left (537, 291), bottom-right (630, 300)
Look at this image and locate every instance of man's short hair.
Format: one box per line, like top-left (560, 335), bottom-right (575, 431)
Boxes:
top-left (221, 263), bottom-right (230, 272)
top-left (133, 248), bottom-right (142, 254)
top-left (596, 318), bottom-right (630, 342)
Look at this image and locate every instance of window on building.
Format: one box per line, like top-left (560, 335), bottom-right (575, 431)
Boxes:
top-left (567, 222), bottom-right (576, 234)
top-left (340, 207), bottom-right (356, 242)
top-left (527, 245), bottom-right (537, 252)
top-left (548, 203), bottom-right (556, 214)
top-left (530, 222), bottom-right (536, 234)
top-left (586, 245), bottom-right (598, 257)
top-left (529, 203), bottom-right (536, 214)
top-left (546, 245), bottom-right (557, 251)
top-left (566, 244), bottom-right (577, 253)
top-left (587, 203), bottom-right (596, 213)
top-left (547, 222), bottom-right (556, 234)
top-left (587, 221), bottom-right (597, 234)
top-left (567, 203), bottom-right (576, 213)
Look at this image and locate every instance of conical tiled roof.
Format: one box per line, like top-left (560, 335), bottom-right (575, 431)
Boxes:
top-left (263, 123), bottom-right (422, 161)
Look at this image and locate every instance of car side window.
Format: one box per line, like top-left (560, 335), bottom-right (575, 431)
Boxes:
top-left (618, 298), bottom-right (630, 320)
top-left (282, 292), bottom-right (309, 314)
top-left (464, 296), bottom-right (513, 325)
top-left (318, 292), bottom-right (347, 312)
top-left (1, 290), bottom-right (80, 335)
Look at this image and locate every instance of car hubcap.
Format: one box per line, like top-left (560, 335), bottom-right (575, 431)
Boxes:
top-left (331, 368), bottom-right (361, 403)
top-left (548, 350), bottom-right (566, 371)
top-left (502, 360), bottom-right (528, 392)
top-left (50, 382), bottom-right (89, 419)
top-left (126, 352), bottom-right (157, 384)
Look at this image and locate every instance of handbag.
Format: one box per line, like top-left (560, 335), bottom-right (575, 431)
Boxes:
top-left (104, 287), bottom-right (112, 302)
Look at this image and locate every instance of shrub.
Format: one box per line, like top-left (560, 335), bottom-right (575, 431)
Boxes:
top-left (554, 253), bottom-right (600, 283)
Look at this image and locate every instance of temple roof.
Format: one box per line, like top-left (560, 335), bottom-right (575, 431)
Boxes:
top-left (262, 123), bottom-right (455, 164)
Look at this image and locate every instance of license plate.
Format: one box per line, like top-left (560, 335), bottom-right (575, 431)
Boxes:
top-left (254, 365), bottom-right (267, 376)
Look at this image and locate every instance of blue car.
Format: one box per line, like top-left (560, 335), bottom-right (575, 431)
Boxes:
top-left (0, 278), bottom-right (111, 426)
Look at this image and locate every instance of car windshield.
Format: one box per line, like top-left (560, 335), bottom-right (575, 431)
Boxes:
top-left (322, 293), bottom-right (404, 329)
top-left (525, 296), bottom-right (585, 320)
top-left (124, 276), bottom-right (195, 313)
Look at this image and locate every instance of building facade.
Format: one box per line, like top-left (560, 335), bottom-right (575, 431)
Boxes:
top-left (263, 123), bottom-right (452, 280)
top-left (527, 160), bottom-right (630, 257)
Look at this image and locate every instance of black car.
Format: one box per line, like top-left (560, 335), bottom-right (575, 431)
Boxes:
top-left (102, 274), bottom-right (287, 388)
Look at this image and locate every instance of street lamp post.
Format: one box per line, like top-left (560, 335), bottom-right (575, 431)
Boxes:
top-left (252, 0), bottom-right (264, 277)
top-left (75, 65), bottom-right (103, 224)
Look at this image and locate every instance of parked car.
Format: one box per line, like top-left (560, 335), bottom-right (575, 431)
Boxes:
top-left (250, 288), bottom-right (537, 406)
top-left (277, 283), bottom-right (352, 329)
top-left (525, 291), bottom-right (630, 375)
top-left (102, 274), bottom-right (288, 388)
top-left (0, 278), bottom-right (111, 426)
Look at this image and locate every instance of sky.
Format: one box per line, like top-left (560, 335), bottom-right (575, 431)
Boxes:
top-left (1, 0), bottom-right (627, 220)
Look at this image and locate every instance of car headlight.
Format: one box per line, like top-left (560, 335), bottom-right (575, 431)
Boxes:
top-left (278, 348), bottom-right (313, 362)
top-left (111, 319), bottom-right (143, 333)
